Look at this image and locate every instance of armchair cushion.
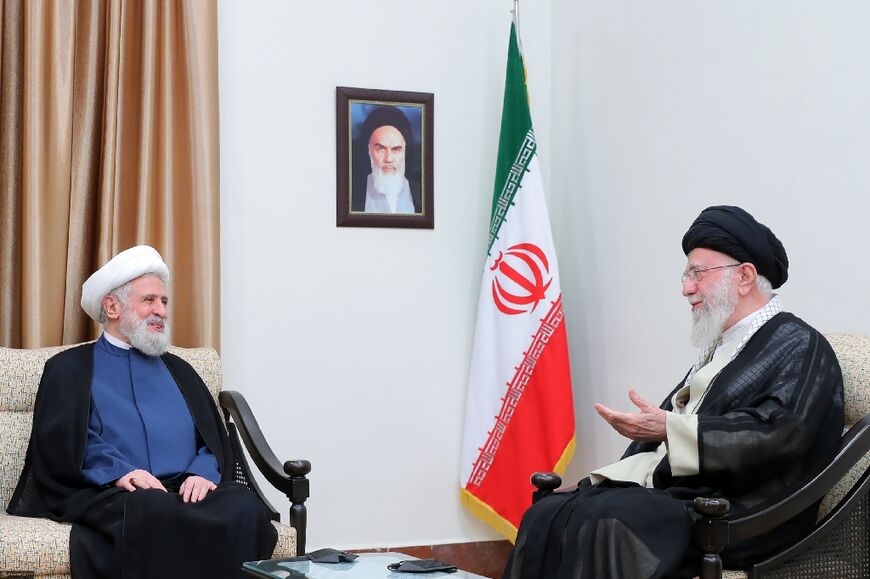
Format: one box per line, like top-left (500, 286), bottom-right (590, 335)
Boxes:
top-left (826, 333), bottom-right (870, 428)
top-left (0, 513), bottom-right (294, 576)
top-left (0, 513), bottom-right (71, 576)
top-left (818, 333), bottom-right (870, 522)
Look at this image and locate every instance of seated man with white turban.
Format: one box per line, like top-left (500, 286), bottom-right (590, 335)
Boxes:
top-left (504, 206), bottom-right (845, 579)
top-left (7, 246), bottom-right (277, 578)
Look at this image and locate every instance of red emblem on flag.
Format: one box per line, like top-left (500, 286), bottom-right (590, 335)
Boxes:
top-left (489, 243), bottom-right (552, 315)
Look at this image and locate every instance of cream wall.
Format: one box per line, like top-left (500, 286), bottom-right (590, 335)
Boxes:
top-left (219, 0), bottom-right (870, 550)
top-left (550, 0), bottom-right (870, 481)
top-left (218, 1), bottom-right (549, 548)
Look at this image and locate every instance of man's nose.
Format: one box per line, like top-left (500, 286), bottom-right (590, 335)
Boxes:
top-left (154, 301), bottom-right (167, 317)
top-left (682, 278), bottom-right (696, 297)
top-left (384, 149), bottom-right (393, 162)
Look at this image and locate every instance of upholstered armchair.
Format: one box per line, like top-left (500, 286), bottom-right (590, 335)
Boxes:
top-left (531, 332), bottom-right (870, 579)
top-left (0, 344), bottom-right (310, 578)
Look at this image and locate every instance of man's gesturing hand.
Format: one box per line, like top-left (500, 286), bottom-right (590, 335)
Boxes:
top-left (115, 469), bottom-right (168, 493)
top-left (179, 475), bottom-right (217, 504)
top-left (594, 389), bottom-right (667, 442)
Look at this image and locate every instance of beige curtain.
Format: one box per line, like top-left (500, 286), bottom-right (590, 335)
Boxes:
top-left (0, 0), bottom-right (220, 350)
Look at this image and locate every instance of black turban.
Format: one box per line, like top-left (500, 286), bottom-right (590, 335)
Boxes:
top-left (361, 106), bottom-right (412, 146)
top-left (682, 205), bottom-right (789, 289)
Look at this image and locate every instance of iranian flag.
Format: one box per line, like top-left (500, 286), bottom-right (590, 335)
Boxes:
top-left (460, 19), bottom-right (576, 541)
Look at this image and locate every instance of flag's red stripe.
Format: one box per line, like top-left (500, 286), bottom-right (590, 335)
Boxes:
top-left (465, 319), bottom-right (574, 527)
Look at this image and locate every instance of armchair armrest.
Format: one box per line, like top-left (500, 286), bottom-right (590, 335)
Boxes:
top-left (219, 390), bottom-right (311, 554)
top-left (531, 472), bottom-right (563, 504)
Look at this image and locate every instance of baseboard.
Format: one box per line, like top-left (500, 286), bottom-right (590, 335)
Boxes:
top-left (353, 539), bottom-right (512, 578)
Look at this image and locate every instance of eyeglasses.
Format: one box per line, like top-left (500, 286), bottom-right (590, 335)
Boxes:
top-left (681, 263), bottom-right (740, 284)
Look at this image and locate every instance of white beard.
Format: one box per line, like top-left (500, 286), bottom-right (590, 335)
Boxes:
top-left (119, 308), bottom-right (171, 356)
top-left (690, 269), bottom-right (738, 347)
top-left (370, 158), bottom-right (406, 196)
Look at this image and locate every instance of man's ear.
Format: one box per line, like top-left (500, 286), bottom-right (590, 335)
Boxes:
top-left (737, 263), bottom-right (758, 296)
top-left (102, 295), bottom-right (121, 320)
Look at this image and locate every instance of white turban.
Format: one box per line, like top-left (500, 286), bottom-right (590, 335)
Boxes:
top-left (80, 245), bottom-right (170, 322)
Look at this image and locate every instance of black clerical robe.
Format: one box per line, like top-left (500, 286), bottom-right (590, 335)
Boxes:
top-left (6, 343), bottom-right (277, 579)
top-left (505, 312), bottom-right (844, 579)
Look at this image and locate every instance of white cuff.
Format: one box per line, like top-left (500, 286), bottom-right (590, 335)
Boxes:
top-left (589, 448), bottom-right (666, 487)
top-left (665, 411), bottom-right (700, 476)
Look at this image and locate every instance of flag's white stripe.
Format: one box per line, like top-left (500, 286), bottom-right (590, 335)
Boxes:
top-left (488, 130), bottom-right (537, 251)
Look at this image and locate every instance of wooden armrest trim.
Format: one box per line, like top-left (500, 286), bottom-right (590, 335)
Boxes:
top-left (219, 390), bottom-right (310, 502)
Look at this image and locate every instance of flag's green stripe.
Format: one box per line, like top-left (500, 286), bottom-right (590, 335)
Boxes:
top-left (488, 23), bottom-right (535, 254)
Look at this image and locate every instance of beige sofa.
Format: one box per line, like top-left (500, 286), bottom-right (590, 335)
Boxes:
top-left (0, 344), bottom-right (303, 577)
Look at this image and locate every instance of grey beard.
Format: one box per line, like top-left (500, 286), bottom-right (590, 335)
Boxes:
top-left (690, 271), bottom-right (738, 347)
top-left (370, 161), bottom-right (406, 196)
top-left (119, 310), bottom-right (171, 356)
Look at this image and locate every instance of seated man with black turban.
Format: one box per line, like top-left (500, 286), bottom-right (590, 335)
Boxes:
top-left (7, 245), bottom-right (277, 578)
top-left (504, 206), bottom-right (844, 579)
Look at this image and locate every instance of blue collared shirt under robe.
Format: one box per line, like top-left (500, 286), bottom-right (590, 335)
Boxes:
top-left (81, 334), bottom-right (221, 486)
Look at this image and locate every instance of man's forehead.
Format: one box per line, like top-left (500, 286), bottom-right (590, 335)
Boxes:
top-left (130, 275), bottom-right (167, 295)
top-left (370, 125), bottom-right (405, 145)
top-left (685, 247), bottom-right (735, 267)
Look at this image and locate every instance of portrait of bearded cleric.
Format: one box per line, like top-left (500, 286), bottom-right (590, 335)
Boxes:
top-left (336, 87), bottom-right (434, 229)
top-left (350, 103), bottom-right (423, 215)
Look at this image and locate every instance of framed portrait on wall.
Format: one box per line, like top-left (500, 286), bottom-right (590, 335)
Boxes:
top-left (336, 86), bottom-right (434, 229)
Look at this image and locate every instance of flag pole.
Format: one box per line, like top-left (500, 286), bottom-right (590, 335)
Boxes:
top-left (512, 0), bottom-right (524, 56)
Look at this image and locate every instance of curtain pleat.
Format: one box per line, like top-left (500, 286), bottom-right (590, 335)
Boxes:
top-left (21, 0), bottom-right (77, 347)
top-left (0, 0), bottom-right (25, 347)
top-left (0, 0), bottom-right (220, 350)
top-left (65, 0), bottom-right (108, 344)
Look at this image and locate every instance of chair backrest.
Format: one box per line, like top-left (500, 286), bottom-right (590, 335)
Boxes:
top-left (0, 342), bottom-right (223, 511)
top-left (818, 333), bottom-right (870, 520)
